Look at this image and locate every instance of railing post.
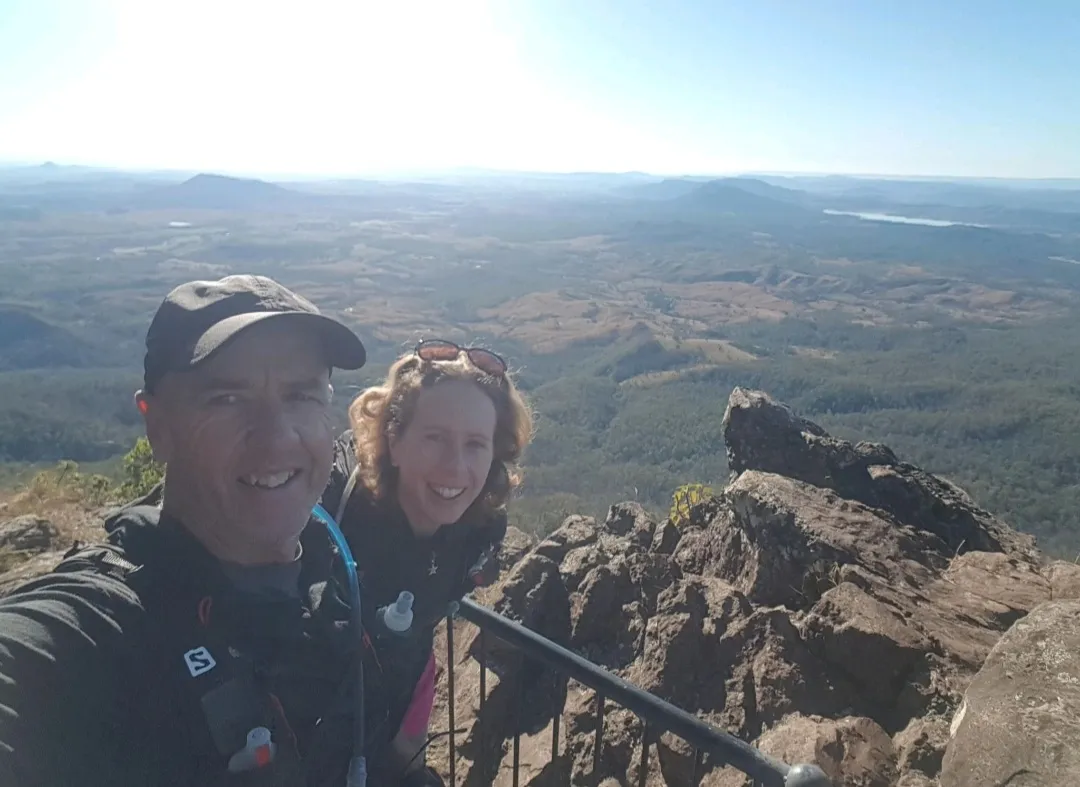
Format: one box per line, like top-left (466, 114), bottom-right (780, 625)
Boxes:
top-left (637, 722), bottom-right (650, 787)
top-left (446, 611), bottom-right (456, 787)
top-left (593, 691), bottom-right (605, 786)
top-left (478, 626), bottom-right (487, 782)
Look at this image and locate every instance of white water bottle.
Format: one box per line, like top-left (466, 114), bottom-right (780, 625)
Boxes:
top-left (227, 726), bottom-right (276, 772)
top-left (381, 590), bottom-right (415, 634)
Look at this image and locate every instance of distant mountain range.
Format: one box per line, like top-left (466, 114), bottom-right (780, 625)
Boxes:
top-left (134, 173), bottom-right (309, 211)
top-left (616, 176), bottom-right (813, 219)
top-left (2, 163), bottom-right (1079, 224)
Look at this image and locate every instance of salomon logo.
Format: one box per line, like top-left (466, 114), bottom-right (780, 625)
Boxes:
top-left (184, 646), bottom-right (217, 677)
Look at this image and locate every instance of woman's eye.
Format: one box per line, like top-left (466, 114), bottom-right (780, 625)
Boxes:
top-left (210, 394), bottom-right (240, 406)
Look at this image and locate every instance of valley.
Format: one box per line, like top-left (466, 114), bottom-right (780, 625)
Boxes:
top-left (2, 166), bottom-right (1080, 554)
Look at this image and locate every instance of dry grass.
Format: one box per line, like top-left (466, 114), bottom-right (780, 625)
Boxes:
top-left (791, 346), bottom-right (838, 359)
top-left (0, 464), bottom-right (114, 593)
top-left (660, 281), bottom-right (800, 323)
top-left (620, 363), bottom-right (720, 388)
top-left (663, 337), bottom-right (758, 363)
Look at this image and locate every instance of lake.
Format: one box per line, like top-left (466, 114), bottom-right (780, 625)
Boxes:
top-left (823, 209), bottom-right (989, 228)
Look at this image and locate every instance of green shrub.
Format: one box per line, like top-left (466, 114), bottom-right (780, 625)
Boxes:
top-left (116, 437), bottom-right (164, 501)
top-left (669, 483), bottom-right (715, 527)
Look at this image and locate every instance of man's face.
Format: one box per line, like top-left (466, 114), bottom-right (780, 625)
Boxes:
top-left (140, 318), bottom-right (335, 563)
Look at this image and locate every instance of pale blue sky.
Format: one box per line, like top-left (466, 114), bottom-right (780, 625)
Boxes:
top-left (1, 0), bottom-right (1077, 178)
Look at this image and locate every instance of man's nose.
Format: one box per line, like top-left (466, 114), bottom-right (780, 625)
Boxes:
top-left (246, 401), bottom-right (300, 449)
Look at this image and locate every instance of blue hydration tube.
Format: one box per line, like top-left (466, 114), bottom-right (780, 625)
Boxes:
top-left (311, 504), bottom-right (367, 787)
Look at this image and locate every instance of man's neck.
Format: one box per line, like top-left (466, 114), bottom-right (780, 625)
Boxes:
top-left (161, 488), bottom-right (302, 567)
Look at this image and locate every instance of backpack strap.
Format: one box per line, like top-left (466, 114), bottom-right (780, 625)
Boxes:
top-left (57, 543), bottom-right (310, 786)
top-left (335, 464), bottom-right (362, 526)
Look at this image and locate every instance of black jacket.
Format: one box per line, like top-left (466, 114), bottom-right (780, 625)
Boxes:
top-left (313, 432), bottom-right (506, 729)
top-left (0, 502), bottom-right (395, 787)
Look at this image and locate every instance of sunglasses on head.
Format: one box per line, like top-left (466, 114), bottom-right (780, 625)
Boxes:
top-left (414, 339), bottom-right (507, 377)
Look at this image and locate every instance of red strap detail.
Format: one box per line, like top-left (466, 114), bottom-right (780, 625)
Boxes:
top-left (253, 744), bottom-right (272, 767)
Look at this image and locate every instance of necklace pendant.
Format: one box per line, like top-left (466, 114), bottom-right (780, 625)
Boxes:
top-left (428, 553), bottom-right (439, 576)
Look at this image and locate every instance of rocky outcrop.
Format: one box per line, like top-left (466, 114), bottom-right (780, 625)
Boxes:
top-left (428, 388), bottom-right (1080, 787)
top-left (0, 514), bottom-right (67, 594)
top-left (940, 599), bottom-right (1080, 787)
top-left (722, 387), bottom-right (1037, 559)
top-left (0, 515), bottom-right (60, 552)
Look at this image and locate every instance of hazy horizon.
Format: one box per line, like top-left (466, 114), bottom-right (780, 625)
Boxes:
top-left (2, 0), bottom-right (1078, 180)
top-left (5, 162), bottom-right (1080, 189)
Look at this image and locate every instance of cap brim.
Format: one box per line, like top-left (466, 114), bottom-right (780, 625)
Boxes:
top-left (192, 311), bottom-right (367, 371)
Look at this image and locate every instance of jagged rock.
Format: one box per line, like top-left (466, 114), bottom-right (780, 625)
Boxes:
top-left (0, 515), bottom-right (59, 552)
top-left (722, 387), bottom-right (1037, 559)
top-left (533, 515), bottom-right (599, 565)
top-left (718, 471), bottom-right (948, 609)
top-left (799, 581), bottom-right (935, 712)
top-left (603, 501), bottom-right (657, 548)
top-left (650, 519), bottom-right (681, 554)
top-left (570, 555), bottom-right (646, 669)
top-left (940, 600), bottom-right (1080, 787)
top-left (423, 386), bottom-right (1068, 787)
top-left (701, 713), bottom-right (898, 787)
top-left (500, 525), bottom-right (537, 567)
top-left (563, 692), bottom-right (643, 786)
top-left (628, 577), bottom-right (751, 714)
top-left (473, 552), bottom-right (572, 661)
top-left (671, 510), bottom-right (735, 578)
top-left (894, 715), bottom-right (949, 778)
top-left (1044, 559), bottom-right (1080, 600)
top-left (560, 545), bottom-right (610, 593)
top-left (625, 551), bottom-right (683, 616)
top-left (895, 774), bottom-right (937, 787)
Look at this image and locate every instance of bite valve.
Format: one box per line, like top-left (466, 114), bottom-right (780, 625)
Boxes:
top-left (380, 590), bottom-right (415, 634)
top-left (227, 726), bottom-right (276, 772)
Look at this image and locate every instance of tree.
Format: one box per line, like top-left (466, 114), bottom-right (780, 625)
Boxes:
top-left (116, 437), bottom-right (164, 500)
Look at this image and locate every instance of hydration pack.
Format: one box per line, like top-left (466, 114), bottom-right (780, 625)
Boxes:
top-left (53, 538), bottom-right (377, 787)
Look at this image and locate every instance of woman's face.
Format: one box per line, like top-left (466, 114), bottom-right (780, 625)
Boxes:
top-left (389, 379), bottom-right (498, 536)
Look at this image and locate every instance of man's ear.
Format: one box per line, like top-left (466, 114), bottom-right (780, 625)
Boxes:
top-left (134, 390), bottom-right (172, 464)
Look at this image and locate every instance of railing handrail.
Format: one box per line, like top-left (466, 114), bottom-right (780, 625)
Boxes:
top-left (454, 597), bottom-right (832, 787)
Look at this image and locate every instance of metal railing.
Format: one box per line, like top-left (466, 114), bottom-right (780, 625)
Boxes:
top-left (441, 597), bottom-right (832, 787)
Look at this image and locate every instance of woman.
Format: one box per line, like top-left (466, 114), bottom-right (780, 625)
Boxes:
top-left (318, 338), bottom-right (534, 787)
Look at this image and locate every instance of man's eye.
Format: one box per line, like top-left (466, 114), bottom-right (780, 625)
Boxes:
top-left (209, 394), bottom-right (240, 406)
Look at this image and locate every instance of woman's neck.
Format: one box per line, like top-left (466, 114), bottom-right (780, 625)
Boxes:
top-left (393, 488), bottom-right (443, 539)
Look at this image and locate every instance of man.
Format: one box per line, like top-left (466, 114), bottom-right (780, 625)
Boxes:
top-left (0, 275), bottom-right (397, 786)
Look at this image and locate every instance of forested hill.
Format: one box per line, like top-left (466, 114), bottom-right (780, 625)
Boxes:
top-left (2, 169), bottom-right (1080, 555)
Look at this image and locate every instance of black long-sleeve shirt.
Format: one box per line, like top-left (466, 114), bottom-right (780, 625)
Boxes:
top-left (313, 431), bottom-right (506, 731)
top-left (0, 504), bottom-right (370, 787)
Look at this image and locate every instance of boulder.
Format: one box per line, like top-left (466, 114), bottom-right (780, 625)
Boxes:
top-left (1044, 559), bottom-right (1080, 600)
top-left (893, 715), bottom-right (949, 779)
top-left (0, 515), bottom-right (59, 553)
top-left (940, 600), bottom-right (1080, 787)
top-left (499, 525), bottom-right (538, 567)
top-left (701, 713), bottom-right (898, 787)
